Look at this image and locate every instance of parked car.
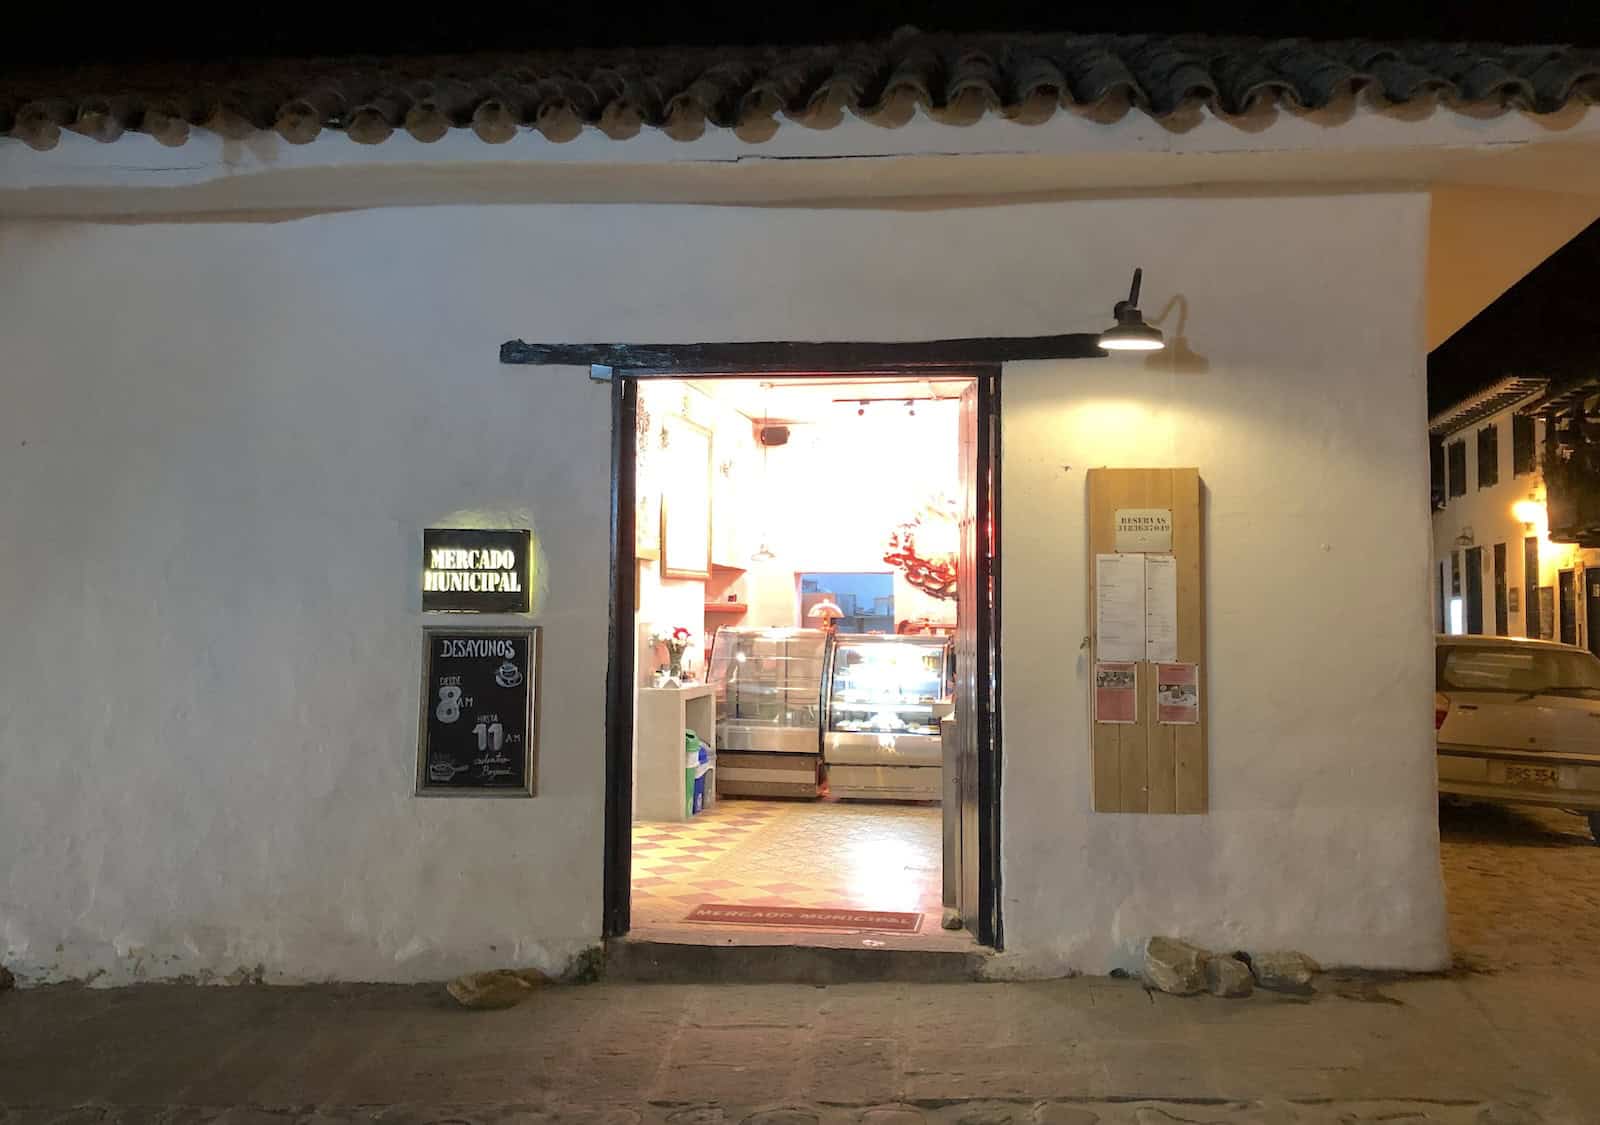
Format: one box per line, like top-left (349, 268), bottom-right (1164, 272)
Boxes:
top-left (1435, 634), bottom-right (1600, 844)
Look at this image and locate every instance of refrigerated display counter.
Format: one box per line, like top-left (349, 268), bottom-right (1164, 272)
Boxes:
top-left (705, 626), bottom-right (829, 798)
top-left (823, 634), bottom-right (953, 800)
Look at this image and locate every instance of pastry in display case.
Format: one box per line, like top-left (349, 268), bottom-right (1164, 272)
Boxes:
top-left (705, 626), bottom-right (830, 798)
top-left (823, 634), bottom-right (954, 801)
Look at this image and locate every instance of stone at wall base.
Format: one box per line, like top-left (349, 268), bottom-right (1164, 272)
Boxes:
top-left (447, 969), bottom-right (540, 1010)
top-left (1143, 937), bottom-right (1208, 995)
top-left (1204, 955), bottom-right (1254, 998)
top-left (942, 908), bottom-right (963, 931)
top-left (1248, 950), bottom-right (1320, 993)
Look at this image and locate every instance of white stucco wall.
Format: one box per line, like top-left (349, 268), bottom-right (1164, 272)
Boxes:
top-left (998, 201), bottom-right (1446, 974)
top-left (0, 219), bottom-right (614, 984)
top-left (740, 400), bottom-right (961, 631)
top-left (0, 189), bottom-right (1447, 983)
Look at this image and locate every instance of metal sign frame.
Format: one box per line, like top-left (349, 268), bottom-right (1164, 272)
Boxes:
top-left (415, 626), bottom-right (541, 797)
top-left (421, 528), bottom-right (533, 614)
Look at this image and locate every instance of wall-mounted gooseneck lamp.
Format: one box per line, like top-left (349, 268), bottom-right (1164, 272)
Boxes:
top-left (1098, 268), bottom-right (1166, 353)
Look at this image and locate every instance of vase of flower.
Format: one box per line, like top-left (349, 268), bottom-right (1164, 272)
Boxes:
top-left (649, 625), bottom-right (694, 686)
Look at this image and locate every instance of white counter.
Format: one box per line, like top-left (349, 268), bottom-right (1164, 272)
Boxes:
top-left (635, 684), bottom-right (718, 822)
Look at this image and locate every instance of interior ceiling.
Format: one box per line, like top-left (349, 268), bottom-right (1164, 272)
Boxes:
top-left (683, 375), bottom-right (971, 424)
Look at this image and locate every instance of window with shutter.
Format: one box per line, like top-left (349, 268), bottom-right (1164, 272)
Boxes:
top-left (1430, 439), bottom-right (1445, 509)
top-left (1513, 414), bottom-right (1536, 476)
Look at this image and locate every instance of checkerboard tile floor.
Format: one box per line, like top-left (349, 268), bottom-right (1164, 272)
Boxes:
top-left (631, 797), bottom-right (946, 935)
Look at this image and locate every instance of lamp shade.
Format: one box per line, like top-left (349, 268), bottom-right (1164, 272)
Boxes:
top-left (1099, 267), bottom-right (1165, 352)
top-left (1099, 314), bottom-right (1165, 351)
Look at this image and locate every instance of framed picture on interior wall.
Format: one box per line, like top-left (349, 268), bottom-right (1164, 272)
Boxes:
top-left (661, 416), bottom-right (713, 579)
top-left (635, 402), bottom-right (662, 559)
top-left (636, 490), bottom-right (662, 559)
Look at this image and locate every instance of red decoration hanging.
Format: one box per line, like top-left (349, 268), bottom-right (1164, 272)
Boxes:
top-left (884, 498), bottom-right (959, 601)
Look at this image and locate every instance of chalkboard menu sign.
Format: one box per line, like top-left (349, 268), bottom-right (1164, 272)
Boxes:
top-left (417, 628), bottom-right (539, 796)
top-left (422, 528), bottom-right (532, 613)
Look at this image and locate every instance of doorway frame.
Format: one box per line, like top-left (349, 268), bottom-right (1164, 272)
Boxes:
top-left (1465, 545), bottom-right (1485, 635)
top-left (601, 362), bottom-right (1005, 949)
top-left (1559, 567), bottom-right (1578, 647)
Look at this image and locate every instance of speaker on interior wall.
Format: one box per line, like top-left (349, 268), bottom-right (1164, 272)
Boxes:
top-left (757, 425), bottom-right (790, 447)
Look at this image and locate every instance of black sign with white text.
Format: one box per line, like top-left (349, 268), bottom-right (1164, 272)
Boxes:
top-left (422, 528), bottom-right (532, 613)
top-left (417, 629), bottom-right (538, 795)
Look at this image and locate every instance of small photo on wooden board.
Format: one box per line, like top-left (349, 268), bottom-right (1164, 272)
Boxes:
top-left (1155, 662), bottom-right (1199, 725)
top-left (1094, 661), bottom-right (1137, 724)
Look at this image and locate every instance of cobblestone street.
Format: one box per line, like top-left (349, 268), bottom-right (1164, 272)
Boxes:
top-left (5, 968), bottom-right (1600, 1125)
top-left (1438, 801), bottom-right (1600, 977)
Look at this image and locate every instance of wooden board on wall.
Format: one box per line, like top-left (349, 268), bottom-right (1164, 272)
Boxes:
top-left (1087, 468), bottom-right (1207, 814)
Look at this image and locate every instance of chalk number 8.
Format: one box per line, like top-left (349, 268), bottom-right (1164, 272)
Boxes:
top-left (436, 685), bottom-right (462, 723)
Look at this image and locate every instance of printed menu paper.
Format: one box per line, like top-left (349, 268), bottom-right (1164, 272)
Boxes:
top-left (1155, 662), bottom-right (1199, 725)
top-left (1095, 661), bottom-right (1138, 724)
top-left (1144, 554), bottom-right (1178, 663)
top-left (1095, 553), bottom-right (1146, 661)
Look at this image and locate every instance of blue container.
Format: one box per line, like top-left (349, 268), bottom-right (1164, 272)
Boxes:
top-left (691, 741), bottom-right (711, 813)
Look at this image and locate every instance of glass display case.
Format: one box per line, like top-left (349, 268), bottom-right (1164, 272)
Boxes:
top-left (705, 626), bottom-right (829, 797)
top-left (823, 634), bottom-right (954, 800)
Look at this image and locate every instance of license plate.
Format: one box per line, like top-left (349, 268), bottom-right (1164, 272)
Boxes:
top-left (1505, 765), bottom-right (1559, 787)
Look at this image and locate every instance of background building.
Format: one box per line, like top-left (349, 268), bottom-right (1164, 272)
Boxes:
top-left (1430, 378), bottom-right (1600, 645)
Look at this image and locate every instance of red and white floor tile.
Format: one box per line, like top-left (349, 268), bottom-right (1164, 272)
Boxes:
top-left (630, 797), bottom-right (972, 950)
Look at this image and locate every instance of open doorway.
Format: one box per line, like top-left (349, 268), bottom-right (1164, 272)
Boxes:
top-left (604, 370), bottom-right (1001, 954)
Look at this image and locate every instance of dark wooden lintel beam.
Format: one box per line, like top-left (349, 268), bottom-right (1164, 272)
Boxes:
top-left (499, 334), bottom-right (1105, 374)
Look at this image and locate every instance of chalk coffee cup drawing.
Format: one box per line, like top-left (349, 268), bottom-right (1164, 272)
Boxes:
top-left (495, 661), bottom-right (523, 689)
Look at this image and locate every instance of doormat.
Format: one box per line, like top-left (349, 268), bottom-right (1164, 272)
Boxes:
top-left (684, 903), bottom-right (924, 933)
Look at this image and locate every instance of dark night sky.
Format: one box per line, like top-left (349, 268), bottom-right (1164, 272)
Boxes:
top-left (1429, 220), bottom-right (1600, 416)
top-left (5, 3), bottom-right (1594, 405)
top-left (4, 2), bottom-right (1600, 64)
